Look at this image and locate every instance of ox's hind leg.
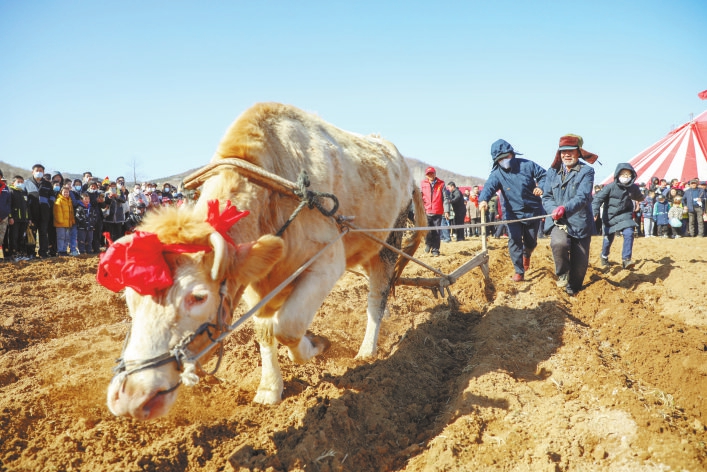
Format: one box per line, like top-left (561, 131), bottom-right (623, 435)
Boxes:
top-left (357, 221), bottom-right (403, 358)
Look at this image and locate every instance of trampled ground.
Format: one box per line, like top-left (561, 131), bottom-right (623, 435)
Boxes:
top-left (1, 234), bottom-right (706, 471)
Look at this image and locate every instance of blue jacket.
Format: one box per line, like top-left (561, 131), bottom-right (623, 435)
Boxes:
top-left (591, 163), bottom-right (645, 235)
top-left (478, 157), bottom-right (547, 220)
top-left (653, 199), bottom-right (670, 226)
top-left (542, 162), bottom-right (595, 239)
top-left (683, 187), bottom-right (706, 212)
top-left (640, 196), bottom-right (655, 219)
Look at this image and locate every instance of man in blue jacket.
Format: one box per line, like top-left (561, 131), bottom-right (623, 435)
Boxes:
top-left (542, 134), bottom-right (597, 295)
top-left (683, 179), bottom-right (705, 237)
top-left (478, 139), bottom-right (546, 282)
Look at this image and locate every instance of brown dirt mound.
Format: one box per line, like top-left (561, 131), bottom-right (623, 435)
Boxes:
top-left (1, 235), bottom-right (706, 471)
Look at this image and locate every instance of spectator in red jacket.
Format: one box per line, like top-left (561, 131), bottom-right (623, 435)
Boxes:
top-left (420, 167), bottom-right (445, 257)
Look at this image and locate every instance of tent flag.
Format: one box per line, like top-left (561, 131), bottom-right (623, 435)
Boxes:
top-left (600, 110), bottom-right (707, 186)
top-left (699, 90), bottom-right (707, 100)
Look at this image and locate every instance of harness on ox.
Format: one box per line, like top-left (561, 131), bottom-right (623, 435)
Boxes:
top-left (99, 166), bottom-right (350, 395)
top-left (100, 157), bottom-right (490, 395)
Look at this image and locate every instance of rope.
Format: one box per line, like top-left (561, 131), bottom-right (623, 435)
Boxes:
top-left (275, 171), bottom-right (340, 237)
top-left (343, 213), bottom-right (551, 234)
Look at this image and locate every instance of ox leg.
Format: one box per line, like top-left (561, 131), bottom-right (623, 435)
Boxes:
top-left (357, 250), bottom-right (396, 359)
top-left (275, 252), bottom-right (345, 364)
top-left (253, 316), bottom-right (284, 405)
top-left (253, 250), bottom-right (344, 404)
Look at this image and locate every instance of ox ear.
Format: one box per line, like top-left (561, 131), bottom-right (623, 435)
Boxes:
top-left (235, 234), bottom-right (285, 283)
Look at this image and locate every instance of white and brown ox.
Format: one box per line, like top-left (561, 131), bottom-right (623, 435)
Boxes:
top-left (104, 102), bottom-right (426, 420)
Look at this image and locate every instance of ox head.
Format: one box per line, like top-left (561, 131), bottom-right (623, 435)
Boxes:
top-left (103, 201), bottom-right (284, 420)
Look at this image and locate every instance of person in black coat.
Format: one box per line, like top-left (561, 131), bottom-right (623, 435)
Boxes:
top-left (446, 182), bottom-right (467, 242)
top-left (592, 163), bottom-right (645, 270)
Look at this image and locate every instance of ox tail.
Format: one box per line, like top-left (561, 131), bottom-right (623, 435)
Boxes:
top-left (391, 186), bottom-right (428, 290)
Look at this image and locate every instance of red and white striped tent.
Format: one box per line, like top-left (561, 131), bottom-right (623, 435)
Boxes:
top-left (601, 109), bottom-right (707, 185)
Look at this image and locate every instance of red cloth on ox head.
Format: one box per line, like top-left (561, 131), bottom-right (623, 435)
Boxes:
top-left (97, 231), bottom-right (212, 296)
top-left (96, 199), bottom-right (250, 295)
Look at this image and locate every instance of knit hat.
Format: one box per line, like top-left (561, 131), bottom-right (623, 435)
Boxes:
top-left (550, 134), bottom-right (600, 170)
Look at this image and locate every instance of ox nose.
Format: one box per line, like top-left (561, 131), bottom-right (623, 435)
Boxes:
top-left (107, 373), bottom-right (177, 420)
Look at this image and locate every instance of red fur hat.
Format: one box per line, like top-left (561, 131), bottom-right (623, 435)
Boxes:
top-left (550, 134), bottom-right (599, 170)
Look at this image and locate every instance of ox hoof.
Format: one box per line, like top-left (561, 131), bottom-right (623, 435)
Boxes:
top-left (355, 351), bottom-right (377, 360)
top-left (254, 389), bottom-right (282, 405)
top-left (305, 331), bottom-right (331, 355)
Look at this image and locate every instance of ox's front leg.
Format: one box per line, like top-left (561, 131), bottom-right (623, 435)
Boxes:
top-left (275, 252), bottom-right (344, 365)
top-left (253, 316), bottom-right (283, 405)
top-left (254, 249), bottom-right (344, 404)
top-left (357, 252), bottom-right (395, 359)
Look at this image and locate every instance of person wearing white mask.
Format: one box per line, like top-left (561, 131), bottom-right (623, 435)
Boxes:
top-left (478, 139), bottom-right (547, 282)
top-left (128, 184), bottom-right (150, 211)
top-left (592, 163), bottom-right (644, 271)
top-left (542, 134), bottom-right (599, 295)
top-left (24, 163), bottom-right (54, 258)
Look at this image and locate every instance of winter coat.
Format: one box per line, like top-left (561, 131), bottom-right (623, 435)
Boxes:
top-left (653, 200), bottom-right (670, 226)
top-left (421, 178), bottom-right (445, 215)
top-left (9, 185), bottom-right (31, 222)
top-left (668, 203), bottom-right (684, 221)
top-left (640, 196), bottom-right (655, 220)
top-left (53, 194), bottom-right (75, 228)
top-left (683, 187), bottom-right (706, 212)
top-left (542, 162), bottom-right (595, 239)
top-left (478, 157), bottom-right (547, 220)
top-left (591, 163), bottom-right (645, 235)
top-left (0, 181), bottom-right (11, 220)
top-left (75, 202), bottom-right (98, 231)
top-left (104, 191), bottom-right (126, 223)
top-left (448, 187), bottom-right (466, 216)
top-left (466, 196), bottom-right (480, 219)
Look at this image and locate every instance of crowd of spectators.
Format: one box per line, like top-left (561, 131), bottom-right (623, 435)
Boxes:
top-left (0, 165), bottom-right (187, 262)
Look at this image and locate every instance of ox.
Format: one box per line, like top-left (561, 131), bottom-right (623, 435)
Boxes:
top-left (103, 103), bottom-right (427, 420)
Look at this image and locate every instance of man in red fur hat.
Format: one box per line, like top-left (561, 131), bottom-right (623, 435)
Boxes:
top-left (542, 134), bottom-right (598, 296)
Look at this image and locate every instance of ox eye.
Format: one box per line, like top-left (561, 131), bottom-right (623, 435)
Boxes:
top-left (185, 292), bottom-right (208, 307)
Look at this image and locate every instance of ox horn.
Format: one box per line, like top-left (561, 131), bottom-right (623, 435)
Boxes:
top-left (209, 232), bottom-right (228, 281)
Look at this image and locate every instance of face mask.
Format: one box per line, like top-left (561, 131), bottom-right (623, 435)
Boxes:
top-left (498, 158), bottom-right (511, 170)
top-left (88, 188), bottom-right (96, 193)
top-left (117, 183), bottom-right (124, 188)
top-left (53, 185), bottom-right (61, 192)
top-left (34, 171), bottom-right (43, 179)
top-left (15, 183), bottom-right (25, 190)
top-left (74, 185), bottom-right (82, 192)
top-left (618, 176), bottom-right (631, 184)
top-left (164, 187), bottom-right (170, 192)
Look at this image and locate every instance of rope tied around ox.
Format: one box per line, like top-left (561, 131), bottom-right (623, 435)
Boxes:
top-left (275, 170), bottom-right (339, 237)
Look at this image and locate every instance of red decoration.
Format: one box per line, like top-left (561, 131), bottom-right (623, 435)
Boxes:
top-left (206, 200), bottom-right (250, 246)
top-left (96, 200), bottom-right (250, 294)
top-left (699, 90), bottom-right (707, 100)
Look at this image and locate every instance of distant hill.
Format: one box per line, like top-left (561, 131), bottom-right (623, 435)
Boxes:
top-left (0, 158), bottom-right (486, 189)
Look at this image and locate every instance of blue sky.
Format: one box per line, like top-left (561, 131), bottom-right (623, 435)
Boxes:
top-left (1, 1), bottom-right (706, 184)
